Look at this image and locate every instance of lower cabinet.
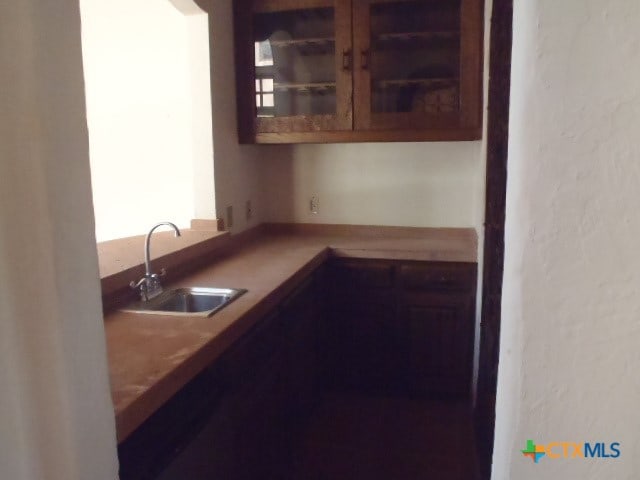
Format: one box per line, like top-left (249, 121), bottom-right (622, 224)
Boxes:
top-left (326, 258), bottom-right (476, 397)
top-left (153, 391), bottom-right (237, 480)
top-left (281, 276), bottom-right (322, 424)
top-left (118, 258), bottom-right (477, 479)
top-left (218, 310), bottom-right (288, 480)
top-left (325, 259), bottom-right (402, 394)
top-left (401, 293), bottom-right (474, 396)
top-left (117, 366), bottom-right (227, 480)
top-left (118, 273), bottom-right (321, 480)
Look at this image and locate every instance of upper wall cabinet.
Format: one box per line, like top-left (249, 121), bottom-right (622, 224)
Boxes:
top-left (233, 0), bottom-right (483, 144)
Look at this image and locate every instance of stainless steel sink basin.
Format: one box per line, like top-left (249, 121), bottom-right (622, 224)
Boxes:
top-left (122, 287), bottom-right (247, 317)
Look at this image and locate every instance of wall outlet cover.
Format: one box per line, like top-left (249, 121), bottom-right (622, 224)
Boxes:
top-left (310, 196), bottom-right (319, 214)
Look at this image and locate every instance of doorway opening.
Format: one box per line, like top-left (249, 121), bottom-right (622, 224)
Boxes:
top-left (79, 0), bottom-right (215, 242)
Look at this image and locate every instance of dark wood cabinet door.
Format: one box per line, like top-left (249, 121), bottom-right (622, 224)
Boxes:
top-left (282, 276), bottom-right (322, 422)
top-left (326, 258), bottom-right (476, 398)
top-left (235, 0), bottom-right (353, 142)
top-left (117, 366), bottom-right (229, 480)
top-left (401, 292), bottom-right (474, 396)
top-left (232, 354), bottom-right (288, 480)
top-left (327, 302), bottom-right (402, 394)
top-left (352, 0), bottom-right (482, 135)
top-left (325, 259), bottom-right (403, 394)
top-left (154, 396), bottom-right (237, 480)
top-left (235, 0), bottom-right (483, 143)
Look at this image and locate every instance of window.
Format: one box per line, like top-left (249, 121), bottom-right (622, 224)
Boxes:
top-left (256, 77), bottom-right (275, 117)
top-left (255, 41), bottom-right (275, 117)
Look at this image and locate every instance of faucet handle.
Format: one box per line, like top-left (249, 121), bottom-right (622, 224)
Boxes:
top-left (150, 268), bottom-right (167, 279)
top-left (130, 277), bottom-right (152, 301)
top-left (130, 278), bottom-right (146, 289)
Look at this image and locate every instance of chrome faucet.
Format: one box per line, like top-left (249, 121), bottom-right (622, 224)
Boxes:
top-left (130, 222), bottom-right (182, 301)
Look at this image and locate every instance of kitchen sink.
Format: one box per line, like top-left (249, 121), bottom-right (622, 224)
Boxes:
top-left (121, 287), bottom-right (247, 317)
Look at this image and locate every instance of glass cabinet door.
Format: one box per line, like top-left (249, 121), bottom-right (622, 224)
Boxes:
top-left (249, 0), bottom-right (352, 135)
top-left (353, 0), bottom-right (481, 131)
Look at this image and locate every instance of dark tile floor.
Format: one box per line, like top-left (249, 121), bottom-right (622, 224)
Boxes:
top-left (290, 393), bottom-right (480, 480)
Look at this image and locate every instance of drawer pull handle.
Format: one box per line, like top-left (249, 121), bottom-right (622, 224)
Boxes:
top-left (361, 49), bottom-right (369, 70)
top-left (342, 49), bottom-right (352, 71)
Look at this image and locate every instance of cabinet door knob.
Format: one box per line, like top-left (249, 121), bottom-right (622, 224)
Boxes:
top-left (342, 49), bottom-right (352, 71)
top-left (361, 49), bottom-right (369, 70)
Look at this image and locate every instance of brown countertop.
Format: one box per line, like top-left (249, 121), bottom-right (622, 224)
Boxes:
top-left (104, 226), bottom-right (477, 442)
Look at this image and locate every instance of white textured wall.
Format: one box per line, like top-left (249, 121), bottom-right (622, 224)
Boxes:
top-left (263, 142), bottom-right (483, 228)
top-left (81, 0), bottom-right (214, 241)
top-left (494, 1), bottom-right (640, 478)
top-left (0, 1), bottom-right (118, 478)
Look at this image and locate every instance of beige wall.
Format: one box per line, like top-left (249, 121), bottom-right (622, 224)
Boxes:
top-left (263, 141), bottom-right (484, 228)
top-left (494, 0), bottom-right (640, 478)
top-left (0, 0), bottom-right (119, 478)
top-left (203, 0), bottom-right (288, 232)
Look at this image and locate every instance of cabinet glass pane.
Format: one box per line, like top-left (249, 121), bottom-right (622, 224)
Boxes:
top-left (369, 0), bottom-right (461, 115)
top-left (253, 8), bottom-right (336, 118)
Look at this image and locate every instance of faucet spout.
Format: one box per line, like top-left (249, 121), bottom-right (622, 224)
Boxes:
top-left (144, 221), bottom-right (181, 276)
top-left (131, 221), bottom-right (182, 301)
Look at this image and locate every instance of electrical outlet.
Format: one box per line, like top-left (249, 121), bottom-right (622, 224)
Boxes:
top-left (226, 205), bottom-right (233, 228)
top-left (310, 195), bottom-right (319, 214)
top-left (245, 200), bottom-right (252, 221)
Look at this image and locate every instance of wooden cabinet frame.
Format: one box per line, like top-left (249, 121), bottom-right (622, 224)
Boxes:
top-left (353, 0), bottom-right (482, 132)
top-left (234, 0), bottom-right (484, 143)
top-left (325, 258), bottom-right (477, 397)
top-left (234, 0), bottom-right (353, 143)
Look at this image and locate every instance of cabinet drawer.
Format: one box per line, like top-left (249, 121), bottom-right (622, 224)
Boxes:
top-left (330, 261), bottom-right (395, 289)
top-left (399, 263), bottom-right (475, 293)
top-left (118, 366), bottom-right (223, 480)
